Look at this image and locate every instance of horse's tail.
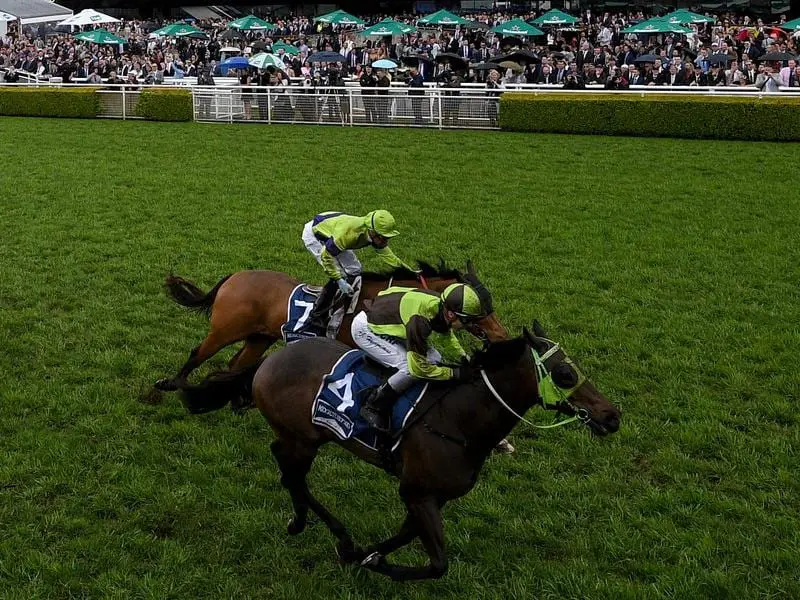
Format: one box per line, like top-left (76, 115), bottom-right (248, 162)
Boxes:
top-left (164, 274), bottom-right (232, 317)
top-left (179, 359), bottom-right (264, 415)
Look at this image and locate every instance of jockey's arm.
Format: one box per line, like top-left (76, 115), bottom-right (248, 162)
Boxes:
top-left (319, 238), bottom-right (345, 280)
top-left (405, 316), bottom-right (456, 381)
top-left (374, 244), bottom-right (414, 272)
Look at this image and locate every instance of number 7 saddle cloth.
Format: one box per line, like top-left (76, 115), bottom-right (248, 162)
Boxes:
top-left (311, 349), bottom-right (427, 451)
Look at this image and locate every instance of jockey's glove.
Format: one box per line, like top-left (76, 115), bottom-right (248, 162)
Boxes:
top-left (337, 278), bottom-right (354, 296)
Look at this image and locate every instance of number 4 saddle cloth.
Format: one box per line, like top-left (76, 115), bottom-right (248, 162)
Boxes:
top-left (311, 349), bottom-right (427, 452)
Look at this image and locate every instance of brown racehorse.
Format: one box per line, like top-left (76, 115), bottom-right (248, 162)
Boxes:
top-left (154, 261), bottom-right (507, 392)
top-left (178, 321), bottom-right (621, 581)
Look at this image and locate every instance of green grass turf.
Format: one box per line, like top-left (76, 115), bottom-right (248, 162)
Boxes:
top-left (1, 118), bottom-right (799, 599)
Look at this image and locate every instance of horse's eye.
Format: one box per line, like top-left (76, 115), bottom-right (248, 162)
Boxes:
top-left (551, 363), bottom-right (579, 389)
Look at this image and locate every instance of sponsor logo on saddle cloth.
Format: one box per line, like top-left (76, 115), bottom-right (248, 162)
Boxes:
top-left (281, 277), bottom-right (362, 344)
top-left (311, 350), bottom-right (427, 451)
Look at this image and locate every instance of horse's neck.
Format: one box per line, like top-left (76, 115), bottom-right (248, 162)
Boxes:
top-left (450, 367), bottom-right (537, 452)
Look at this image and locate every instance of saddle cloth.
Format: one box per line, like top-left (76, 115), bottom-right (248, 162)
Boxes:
top-left (311, 349), bottom-right (428, 451)
top-left (281, 278), bottom-right (362, 344)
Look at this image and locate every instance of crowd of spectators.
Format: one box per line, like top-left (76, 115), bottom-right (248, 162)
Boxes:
top-left (1, 9), bottom-right (798, 94)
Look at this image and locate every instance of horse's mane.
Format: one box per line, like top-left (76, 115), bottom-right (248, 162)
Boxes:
top-left (471, 336), bottom-right (528, 369)
top-left (361, 259), bottom-right (462, 282)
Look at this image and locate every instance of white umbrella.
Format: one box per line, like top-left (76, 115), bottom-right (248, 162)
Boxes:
top-left (58, 9), bottom-right (120, 27)
top-left (249, 53), bottom-right (287, 71)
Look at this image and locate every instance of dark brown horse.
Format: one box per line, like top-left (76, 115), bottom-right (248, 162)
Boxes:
top-left (155, 261), bottom-right (507, 392)
top-left (178, 321), bottom-right (621, 581)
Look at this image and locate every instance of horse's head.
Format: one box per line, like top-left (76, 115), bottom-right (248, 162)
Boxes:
top-left (455, 260), bottom-right (508, 343)
top-left (472, 324), bottom-right (620, 436)
top-left (522, 321), bottom-right (620, 436)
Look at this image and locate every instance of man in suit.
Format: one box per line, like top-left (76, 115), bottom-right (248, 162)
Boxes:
top-left (537, 64), bottom-right (557, 84)
top-left (406, 65), bottom-right (425, 125)
top-left (476, 41), bottom-right (491, 64)
top-left (554, 60), bottom-right (567, 83)
top-left (619, 43), bottom-right (636, 65)
top-left (459, 39), bottom-right (472, 61)
top-left (741, 60), bottom-right (757, 85)
top-left (576, 41), bottom-right (592, 70)
top-left (628, 66), bottom-right (646, 86)
top-left (657, 64), bottom-right (680, 86)
top-left (707, 64), bottom-right (727, 86)
top-left (779, 59), bottom-right (797, 87)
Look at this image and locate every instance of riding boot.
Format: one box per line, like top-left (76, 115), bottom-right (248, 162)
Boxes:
top-left (307, 279), bottom-right (338, 330)
top-left (360, 382), bottom-right (399, 433)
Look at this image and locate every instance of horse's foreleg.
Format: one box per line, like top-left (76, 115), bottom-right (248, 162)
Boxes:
top-left (363, 496), bottom-right (447, 581)
top-left (358, 514), bottom-right (418, 564)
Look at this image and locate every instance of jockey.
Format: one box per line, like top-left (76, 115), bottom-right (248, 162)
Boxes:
top-left (302, 209), bottom-right (412, 328)
top-left (350, 283), bottom-right (485, 432)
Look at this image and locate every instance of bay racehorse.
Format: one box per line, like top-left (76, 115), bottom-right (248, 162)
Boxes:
top-left (154, 260), bottom-right (507, 392)
top-left (178, 321), bottom-right (621, 581)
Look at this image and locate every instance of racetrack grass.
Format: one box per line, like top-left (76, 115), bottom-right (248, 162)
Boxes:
top-left (1, 118), bottom-right (798, 599)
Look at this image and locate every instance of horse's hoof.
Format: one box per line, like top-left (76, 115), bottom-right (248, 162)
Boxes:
top-left (287, 517), bottom-right (305, 536)
top-left (360, 552), bottom-right (382, 568)
top-left (336, 538), bottom-right (359, 563)
top-left (138, 387), bottom-right (164, 405)
top-left (494, 439), bottom-right (516, 454)
top-left (154, 378), bottom-right (178, 392)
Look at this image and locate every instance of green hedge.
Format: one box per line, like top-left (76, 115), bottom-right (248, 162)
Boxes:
top-left (499, 93), bottom-right (800, 141)
top-left (0, 87), bottom-right (100, 118)
top-left (135, 88), bottom-right (193, 122)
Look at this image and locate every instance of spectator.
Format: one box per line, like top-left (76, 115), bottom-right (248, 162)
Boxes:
top-left (756, 64), bottom-right (781, 92)
top-left (359, 65), bottom-right (377, 123)
top-left (658, 64), bottom-right (680, 86)
top-left (486, 69), bottom-right (503, 127)
top-left (406, 65), bottom-right (425, 126)
top-left (86, 68), bottom-right (102, 84)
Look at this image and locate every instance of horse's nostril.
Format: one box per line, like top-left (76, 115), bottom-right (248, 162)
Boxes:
top-left (607, 415), bottom-right (620, 433)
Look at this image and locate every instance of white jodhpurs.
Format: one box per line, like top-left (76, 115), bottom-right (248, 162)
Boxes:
top-left (302, 221), bottom-right (362, 278)
top-left (350, 311), bottom-right (442, 392)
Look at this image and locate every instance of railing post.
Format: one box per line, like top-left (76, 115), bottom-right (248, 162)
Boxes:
top-left (121, 87), bottom-right (126, 120)
top-left (348, 88), bottom-right (353, 127)
top-left (437, 90), bottom-right (443, 130)
top-left (267, 88), bottom-right (272, 124)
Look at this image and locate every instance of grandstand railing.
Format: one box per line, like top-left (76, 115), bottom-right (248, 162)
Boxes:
top-left (2, 81), bottom-right (800, 127)
top-left (191, 86), bottom-right (501, 129)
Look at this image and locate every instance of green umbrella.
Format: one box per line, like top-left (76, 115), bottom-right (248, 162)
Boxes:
top-left (781, 16), bottom-right (800, 30)
top-left (228, 15), bottom-right (274, 31)
top-left (248, 53), bottom-right (287, 71)
top-left (151, 23), bottom-right (205, 37)
top-left (621, 18), bottom-right (692, 34)
top-left (73, 29), bottom-right (127, 45)
top-left (490, 18), bottom-right (544, 37)
top-left (418, 9), bottom-right (469, 26)
top-left (663, 10), bottom-right (715, 24)
top-left (362, 18), bottom-right (416, 36)
top-left (314, 9), bottom-right (364, 26)
top-left (271, 41), bottom-right (299, 56)
top-left (531, 9), bottom-right (578, 26)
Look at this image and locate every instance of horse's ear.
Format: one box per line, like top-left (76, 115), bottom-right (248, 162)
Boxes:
top-left (466, 259), bottom-right (476, 277)
top-left (533, 320), bottom-right (548, 338)
top-left (522, 326), bottom-right (533, 344)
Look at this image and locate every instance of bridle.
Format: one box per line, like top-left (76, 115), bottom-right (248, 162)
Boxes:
top-left (479, 340), bottom-right (591, 430)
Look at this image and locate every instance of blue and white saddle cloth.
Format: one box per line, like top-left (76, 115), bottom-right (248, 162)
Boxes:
top-left (281, 279), bottom-right (362, 344)
top-left (311, 349), bottom-right (428, 451)
top-left (281, 284), bottom-right (322, 343)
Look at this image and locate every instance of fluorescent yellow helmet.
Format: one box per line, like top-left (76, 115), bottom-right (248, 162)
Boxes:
top-left (366, 210), bottom-right (400, 238)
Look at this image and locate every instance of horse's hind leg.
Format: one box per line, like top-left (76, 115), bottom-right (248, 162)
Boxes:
top-left (271, 437), bottom-right (357, 553)
top-left (155, 328), bottom-right (235, 391)
top-left (228, 334), bottom-right (274, 370)
top-left (271, 438), bottom-right (314, 535)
